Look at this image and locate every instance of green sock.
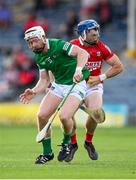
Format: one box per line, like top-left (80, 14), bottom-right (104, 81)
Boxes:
top-left (62, 131), bottom-right (72, 144)
top-left (42, 138), bottom-right (52, 155)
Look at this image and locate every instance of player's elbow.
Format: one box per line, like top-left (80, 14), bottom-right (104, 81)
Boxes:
top-left (118, 62), bottom-right (124, 73)
top-left (113, 54), bottom-right (124, 74)
top-left (115, 62), bottom-right (124, 74)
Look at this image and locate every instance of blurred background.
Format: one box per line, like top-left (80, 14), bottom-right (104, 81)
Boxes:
top-left (0, 0), bottom-right (136, 127)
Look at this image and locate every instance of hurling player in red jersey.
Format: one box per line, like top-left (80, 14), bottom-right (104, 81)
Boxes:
top-left (66, 19), bottom-right (124, 162)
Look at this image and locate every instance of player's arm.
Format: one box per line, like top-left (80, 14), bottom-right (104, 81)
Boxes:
top-left (32, 69), bottom-right (50, 94)
top-left (48, 71), bottom-right (54, 83)
top-left (103, 54), bottom-right (124, 79)
top-left (70, 45), bottom-right (89, 82)
top-left (99, 43), bottom-right (124, 81)
top-left (20, 70), bottom-right (50, 104)
top-left (70, 45), bottom-right (89, 69)
top-left (88, 54), bottom-right (123, 87)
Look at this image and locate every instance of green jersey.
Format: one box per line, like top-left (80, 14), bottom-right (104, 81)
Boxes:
top-left (35, 39), bottom-right (89, 85)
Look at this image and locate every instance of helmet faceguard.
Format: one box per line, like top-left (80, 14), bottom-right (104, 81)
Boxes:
top-left (24, 26), bottom-right (46, 53)
top-left (24, 26), bottom-right (46, 43)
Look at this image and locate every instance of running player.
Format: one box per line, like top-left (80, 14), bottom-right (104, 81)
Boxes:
top-left (66, 19), bottom-right (124, 162)
top-left (20, 26), bottom-right (90, 164)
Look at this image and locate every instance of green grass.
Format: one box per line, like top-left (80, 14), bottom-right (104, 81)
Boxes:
top-left (0, 124), bottom-right (136, 179)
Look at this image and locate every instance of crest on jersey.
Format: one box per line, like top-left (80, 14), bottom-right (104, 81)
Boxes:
top-left (96, 51), bottom-right (101, 56)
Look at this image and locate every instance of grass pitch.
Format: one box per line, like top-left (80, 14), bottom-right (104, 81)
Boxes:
top-left (0, 124), bottom-right (136, 179)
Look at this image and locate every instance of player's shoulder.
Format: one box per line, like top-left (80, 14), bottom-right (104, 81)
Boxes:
top-left (48, 38), bottom-right (61, 44)
top-left (50, 38), bottom-right (71, 45)
top-left (97, 40), bottom-right (113, 57)
top-left (97, 40), bottom-right (106, 47)
top-left (69, 38), bottom-right (80, 45)
top-left (48, 38), bottom-right (67, 49)
top-left (97, 40), bottom-right (111, 51)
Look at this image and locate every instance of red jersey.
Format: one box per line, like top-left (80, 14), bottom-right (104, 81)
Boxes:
top-left (70, 37), bottom-right (114, 76)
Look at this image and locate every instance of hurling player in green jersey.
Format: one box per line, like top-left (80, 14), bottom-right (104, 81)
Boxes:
top-left (20, 26), bottom-right (90, 164)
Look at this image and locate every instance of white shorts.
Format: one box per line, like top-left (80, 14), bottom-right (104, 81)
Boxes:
top-left (50, 81), bottom-right (87, 101)
top-left (86, 83), bottom-right (103, 97)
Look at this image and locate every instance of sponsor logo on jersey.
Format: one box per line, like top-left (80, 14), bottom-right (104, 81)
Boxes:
top-left (86, 61), bottom-right (102, 71)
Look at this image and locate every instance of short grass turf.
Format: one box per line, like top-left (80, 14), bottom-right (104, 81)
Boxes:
top-left (0, 125), bottom-right (136, 179)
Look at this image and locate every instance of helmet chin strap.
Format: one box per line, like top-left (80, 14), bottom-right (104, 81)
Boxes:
top-left (84, 39), bottom-right (97, 45)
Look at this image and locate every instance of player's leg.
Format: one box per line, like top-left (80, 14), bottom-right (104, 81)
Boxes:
top-left (35, 90), bottom-right (62, 164)
top-left (68, 116), bottom-right (78, 161)
top-left (58, 81), bottom-right (86, 162)
top-left (58, 95), bottom-right (80, 161)
top-left (71, 116), bottom-right (77, 145)
top-left (84, 90), bottom-right (103, 160)
top-left (68, 84), bottom-right (103, 161)
top-left (70, 100), bottom-right (83, 146)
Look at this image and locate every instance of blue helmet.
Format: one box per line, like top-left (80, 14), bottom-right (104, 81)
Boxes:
top-left (77, 19), bottom-right (100, 35)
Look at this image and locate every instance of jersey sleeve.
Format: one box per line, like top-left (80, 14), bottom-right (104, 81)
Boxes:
top-left (100, 42), bottom-right (114, 61)
top-left (37, 64), bottom-right (45, 71)
top-left (58, 39), bottom-right (73, 56)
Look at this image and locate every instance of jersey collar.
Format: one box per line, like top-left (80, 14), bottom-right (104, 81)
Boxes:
top-left (46, 39), bottom-right (50, 49)
top-left (79, 36), bottom-right (84, 46)
top-left (79, 36), bottom-right (99, 46)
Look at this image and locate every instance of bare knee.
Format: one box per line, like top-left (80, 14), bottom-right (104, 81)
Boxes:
top-left (59, 112), bottom-right (69, 124)
top-left (37, 111), bottom-right (48, 123)
top-left (37, 111), bottom-right (50, 131)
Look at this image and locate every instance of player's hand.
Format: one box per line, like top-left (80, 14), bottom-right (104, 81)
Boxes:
top-left (73, 67), bottom-right (83, 83)
top-left (19, 88), bottom-right (36, 104)
top-left (87, 76), bottom-right (101, 87)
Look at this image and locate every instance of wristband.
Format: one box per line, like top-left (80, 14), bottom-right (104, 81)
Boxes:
top-left (99, 74), bottom-right (107, 81)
